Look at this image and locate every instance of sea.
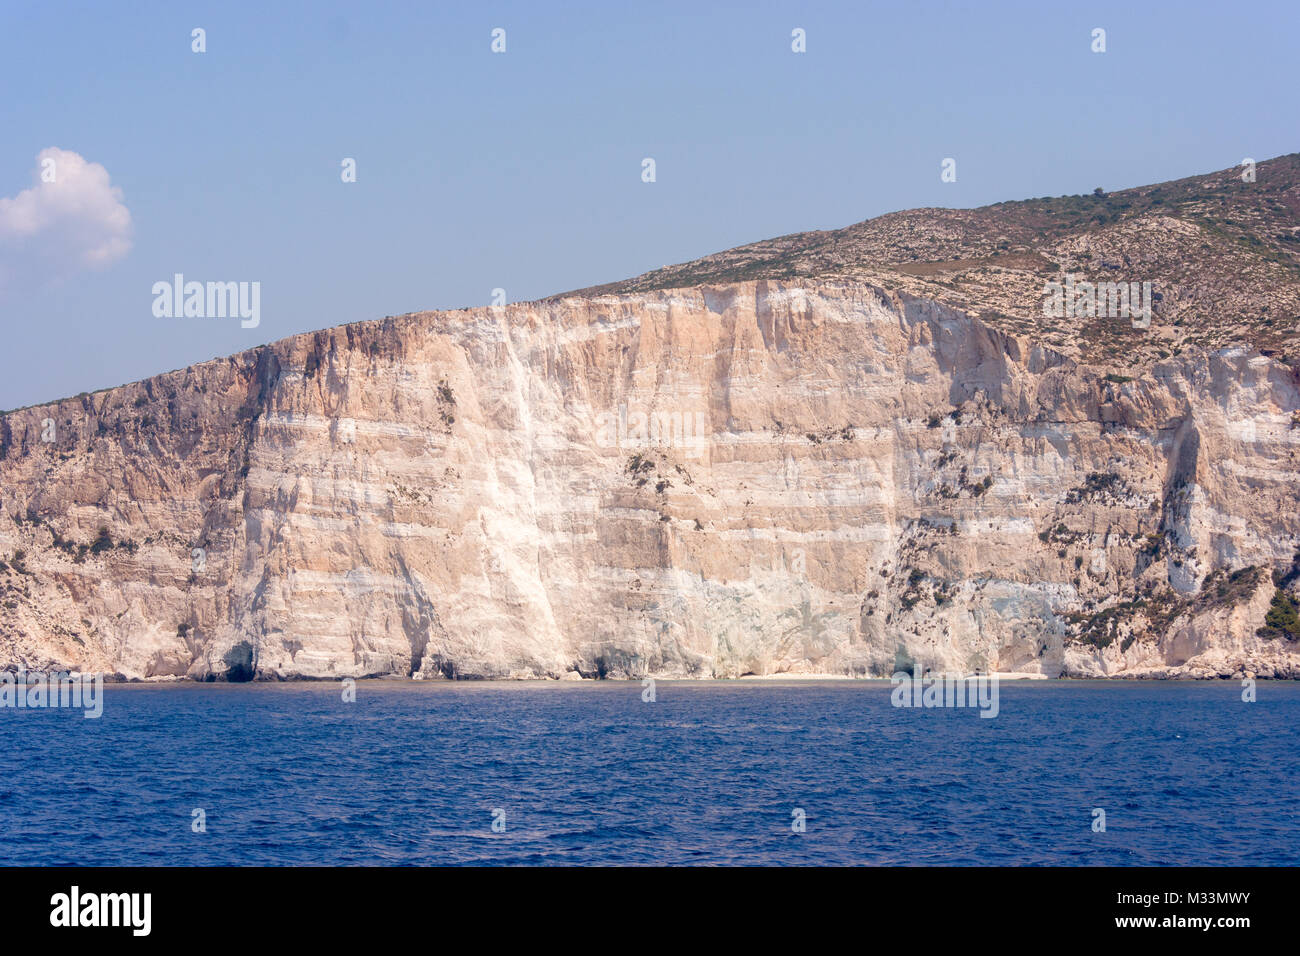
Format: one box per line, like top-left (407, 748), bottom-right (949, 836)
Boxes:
top-left (3, 680), bottom-right (1297, 866)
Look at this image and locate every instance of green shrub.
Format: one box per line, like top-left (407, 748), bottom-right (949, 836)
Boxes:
top-left (1259, 589), bottom-right (1300, 641)
top-left (90, 527), bottom-right (113, 554)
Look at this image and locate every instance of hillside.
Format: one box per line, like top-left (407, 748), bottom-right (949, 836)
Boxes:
top-left (2, 156), bottom-right (1299, 681)
top-left (556, 154), bottom-right (1300, 370)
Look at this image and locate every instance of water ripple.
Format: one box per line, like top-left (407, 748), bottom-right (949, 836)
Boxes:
top-left (1, 680), bottom-right (1296, 865)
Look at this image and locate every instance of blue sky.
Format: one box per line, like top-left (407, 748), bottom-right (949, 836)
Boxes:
top-left (1, 0), bottom-right (1296, 409)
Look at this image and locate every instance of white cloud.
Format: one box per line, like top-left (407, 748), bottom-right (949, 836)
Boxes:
top-left (0, 147), bottom-right (132, 286)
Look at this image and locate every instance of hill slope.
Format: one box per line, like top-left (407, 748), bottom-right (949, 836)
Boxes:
top-left (556, 154), bottom-right (1300, 370)
top-left (2, 156), bottom-right (1299, 681)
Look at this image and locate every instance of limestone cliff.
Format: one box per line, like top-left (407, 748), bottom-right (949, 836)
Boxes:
top-left (2, 281), bottom-right (1298, 679)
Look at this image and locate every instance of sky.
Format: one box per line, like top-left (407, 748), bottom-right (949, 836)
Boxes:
top-left (1, 0), bottom-right (1297, 410)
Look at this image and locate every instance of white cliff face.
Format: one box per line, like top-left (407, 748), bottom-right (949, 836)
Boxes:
top-left (1, 280), bottom-right (1298, 680)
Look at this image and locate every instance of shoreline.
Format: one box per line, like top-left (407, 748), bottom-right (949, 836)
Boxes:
top-left (65, 673), bottom-right (1299, 688)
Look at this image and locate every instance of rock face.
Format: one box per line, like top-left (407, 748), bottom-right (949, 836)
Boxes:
top-left (2, 280), bottom-right (1299, 680)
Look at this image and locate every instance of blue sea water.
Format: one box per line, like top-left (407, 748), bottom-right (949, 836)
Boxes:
top-left (2, 680), bottom-right (1297, 866)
